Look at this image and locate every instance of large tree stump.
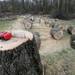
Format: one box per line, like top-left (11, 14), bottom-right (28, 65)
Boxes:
top-left (71, 35), bottom-right (75, 49)
top-left (0, 37), bottom-right (42, 75)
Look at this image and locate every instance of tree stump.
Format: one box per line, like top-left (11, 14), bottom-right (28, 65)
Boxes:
top-left (71, 35), bottom-right (75, 49)
top-left (50, 26), bottom-right (64, 40)
top-left (67, 26), bottom-right (75, 35)
top-left (0, 38), bottom-right (42, 75)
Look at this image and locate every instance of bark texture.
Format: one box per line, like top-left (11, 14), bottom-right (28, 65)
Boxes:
top-left (0, 37), bottom-right (42, 75)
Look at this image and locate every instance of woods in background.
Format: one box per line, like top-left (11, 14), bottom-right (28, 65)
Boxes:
top-left (0, 0), bottom-right (75, 19)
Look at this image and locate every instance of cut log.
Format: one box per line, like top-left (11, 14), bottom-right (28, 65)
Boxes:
top-left (67, 26), bottom-right (75, 35)
top-left (50, 27), bottom-right (64, 40)
top-left (24, 22), bottom-right (32, 30)
top-left (67, 26), bottom-right (73, 34)
top-left (71, 35), bottom-right (75, 49)
top-left (0, 38), bottom-right (42, 75)
top-left (22, 18), bottom-right (32, 30)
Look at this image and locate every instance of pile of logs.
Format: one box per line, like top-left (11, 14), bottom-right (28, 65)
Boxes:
top-left (21, 16), bottom-right (75, 49)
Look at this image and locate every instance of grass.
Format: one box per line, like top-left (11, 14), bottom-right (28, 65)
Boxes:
top-left (69, 19), bottom-right (75, 25)
top-left (0, 20), bottom-right (14, 31)
top-left (42, 48), bottom-right (75, 75)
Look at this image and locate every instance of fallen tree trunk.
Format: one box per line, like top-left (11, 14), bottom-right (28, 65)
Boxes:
top-left (0, 38), bottom-right (42, 75)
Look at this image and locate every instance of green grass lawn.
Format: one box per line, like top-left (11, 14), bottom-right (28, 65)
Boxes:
top-left (0, 20), bottom-right (14, 31)
top-left (42, 48), bottom-right (75, 75)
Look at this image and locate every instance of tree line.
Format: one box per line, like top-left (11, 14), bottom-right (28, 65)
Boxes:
top-left (0, 0), bottom-right (75, 19)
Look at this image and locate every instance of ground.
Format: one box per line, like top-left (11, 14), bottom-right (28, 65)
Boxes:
top-left (0, 15), bottom-right (73, 54)
top-left (0, 15), bottom-right (75, 75)
top-left (0, 20), bottom-right (14, 31)
top-left (4, 15), bottom-right (72, 55)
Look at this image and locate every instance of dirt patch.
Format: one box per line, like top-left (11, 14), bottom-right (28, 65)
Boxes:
top-left (31, 25), bottom-right (71, 55)
top-left (8, 17), bottom-right (25, 30)
top-left (40, 35), bottom-right (71, 55)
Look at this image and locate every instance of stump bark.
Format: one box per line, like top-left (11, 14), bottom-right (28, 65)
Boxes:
top-left (0, 38), bottom-right (42, 75)
top-left (71, 35), bottom-right (75, 49)
top-left (50, 27), bottom-right (64, 40)
top-left (33, 32), bottom-right (41, 51)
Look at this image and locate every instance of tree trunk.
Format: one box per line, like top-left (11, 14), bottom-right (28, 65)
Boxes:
top-left (0, 38), bottom-right (42, 75)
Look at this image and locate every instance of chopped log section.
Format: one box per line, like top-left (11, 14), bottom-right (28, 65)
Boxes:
top-left (50, 25), bottom-right (64, 40)
top-left (24, 21), bottom-right (32, 30)
top-left (67, 26), bottom-right (75, 35)
top-left (22, 18), bottom-right (33, 30)
top-left (0, 37), bottom-right (42, 75)
top-left (71, 35), bottom-right (75, 49)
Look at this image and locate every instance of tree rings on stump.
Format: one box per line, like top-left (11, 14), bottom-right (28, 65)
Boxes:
top-left (71, 35), bottom-right (75, 49)
top-left (51, 28), bottom-right (64, 40)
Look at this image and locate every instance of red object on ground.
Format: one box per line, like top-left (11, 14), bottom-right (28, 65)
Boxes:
top-left (0, 32), bottom-right (12, 40)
